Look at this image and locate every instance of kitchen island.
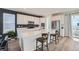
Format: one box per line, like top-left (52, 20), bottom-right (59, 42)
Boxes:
top-left (17, 28), bottom-right (46, 51)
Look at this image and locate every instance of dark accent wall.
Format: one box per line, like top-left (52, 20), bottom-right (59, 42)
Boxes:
top-left (0, 11), bottom-right (3, 35)
top-left (0, 9), bottom-right (16, 35)
top-left (15, 14), bottom-right (17, 35)
top-left (0, 9), bottom-right (16, 36)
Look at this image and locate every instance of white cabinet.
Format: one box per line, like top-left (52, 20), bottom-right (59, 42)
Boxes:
top-left (24, 15), bottom-right (28, 24)
top-left (17, 14), bottom-right (27, 24)
top-left (17, 14), bottom-right (41, 27)
top-left (40, 18), bottom-right (46, 23)
top-left (31, 16), bottom-right (34, 22)
top-left (34, 17), bottom-right (40, 24)
top-left (17, 14), bottom-right (23, 24)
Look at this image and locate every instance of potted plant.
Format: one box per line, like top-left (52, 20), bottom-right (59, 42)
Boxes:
top-left (7, 31), bottom-right (17, 39)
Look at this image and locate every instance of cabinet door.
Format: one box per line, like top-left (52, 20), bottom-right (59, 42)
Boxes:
top-left (40, 18), bottom-right (46, 23)
top-left (17, 14), bottom-right (27, 24)
top-left (34, 17), bottom-right (40, 24)
top-left (17, 14), bottom-right (23, 24)
top-left (24, 15), bottom-right (28, 24)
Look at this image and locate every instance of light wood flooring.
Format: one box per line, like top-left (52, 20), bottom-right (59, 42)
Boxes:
top-left (42, 37), bottom-right (79, 51)
top-left (8, 39), bottom-right (21, 51)
top-left (6, 37), bottom-right (79, 51)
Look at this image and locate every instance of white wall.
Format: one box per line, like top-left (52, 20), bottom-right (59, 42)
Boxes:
top-left (52, 14), bottom-right (65, 36)
top-left (64, 14), bottom-right (72, 37)
top-left (52, 14), bottom-right (72, 37)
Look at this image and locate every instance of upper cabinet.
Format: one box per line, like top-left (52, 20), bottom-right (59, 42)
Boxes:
top-left (40, 18), bottom-right (46, 23)
top-left (34, 17), bottom-right (40, 24)
top-left (17, 14), bottom-right (28, 24)
top-left (17, 14), bottom-right (41, 27)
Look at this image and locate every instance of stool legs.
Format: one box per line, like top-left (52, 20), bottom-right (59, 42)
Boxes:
top-left (36, 40), bottom-right (38, 51)
top-left (36, 41), bottom-right (49, 51)
top-left (55, 35), bottom-right (60, 44)
top-left (36, 38), bottom-right (49, 51)
top-left (55, 36), bottom-right (57, 44)
top-left (36, 40), bottom-right (44, 51)
top-left (47, 43), bottom-right (49, 51)
top-left (42, 42), bottom-right (43, 51)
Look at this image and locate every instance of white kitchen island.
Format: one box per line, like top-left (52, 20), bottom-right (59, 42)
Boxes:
top-left (17, 28), bottom-right (46, 51)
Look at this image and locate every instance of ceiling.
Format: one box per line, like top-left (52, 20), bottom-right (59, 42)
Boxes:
top-left (6, 8), bottom-right (79, 16)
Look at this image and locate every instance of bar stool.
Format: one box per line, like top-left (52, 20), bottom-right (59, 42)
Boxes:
top-left (42, 33), bottom-right (49, 50)
top-left (36, 33), bottom-right (49, 51)
top-left (50, 30), bottom-right (60, 44)
top-left (55, 30), bottom-right (60, 44)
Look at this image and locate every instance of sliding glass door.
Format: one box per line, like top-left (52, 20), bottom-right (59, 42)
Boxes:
top-left (71, 14), bottom-right (79, 38)
top-left (3, 13), bottom-right (15, 34)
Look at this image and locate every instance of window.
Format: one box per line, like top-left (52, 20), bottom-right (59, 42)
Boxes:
top-left (3, 13), bottom-right (15, 33)
top-left (71, 15), bottom-right (79, 38)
